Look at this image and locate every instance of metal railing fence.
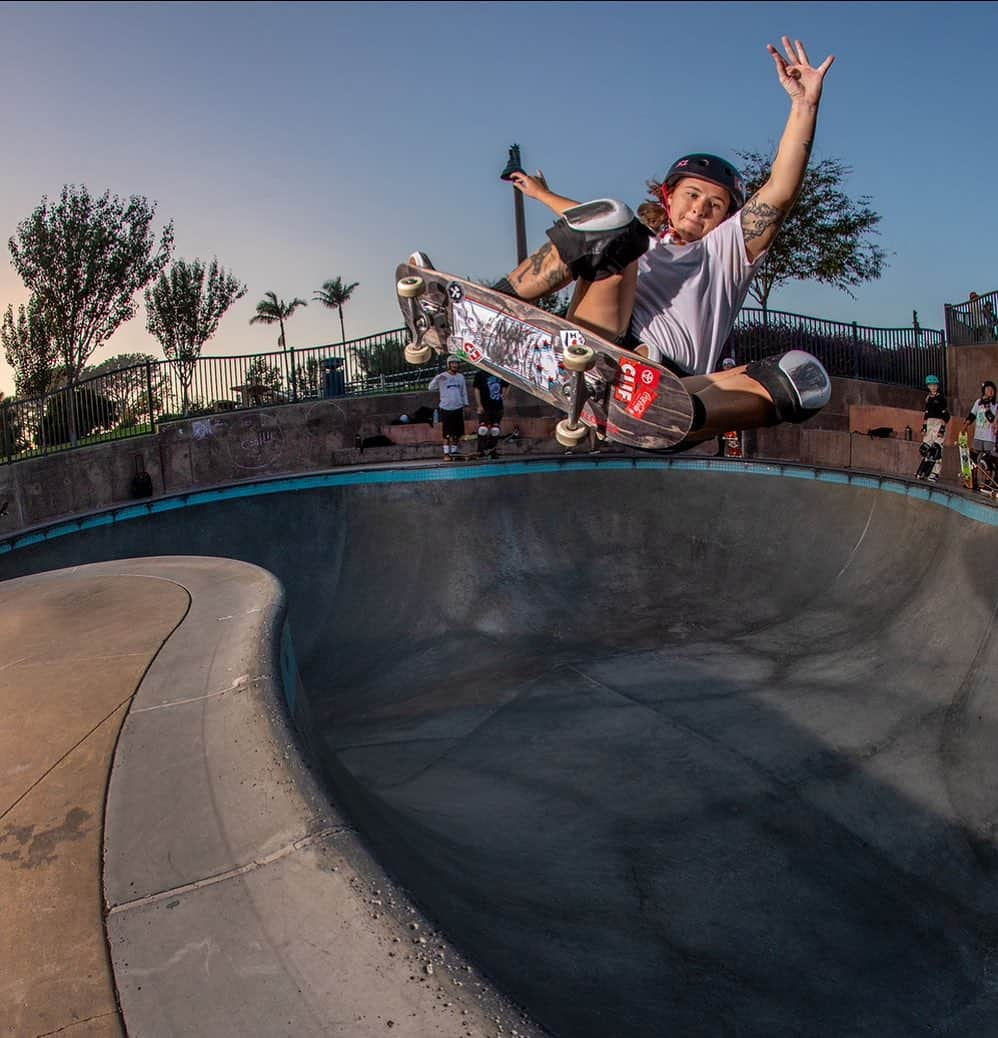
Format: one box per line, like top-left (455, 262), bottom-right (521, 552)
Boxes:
top-left (729, 308), bottom-right (946, 390)
top-left (944, 290), bottom-right (998, 346)
top-left (0, 310), bottom-right (945, 464)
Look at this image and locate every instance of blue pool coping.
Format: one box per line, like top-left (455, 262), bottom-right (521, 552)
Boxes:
top-left (2, 455), bottom-right (996, 556)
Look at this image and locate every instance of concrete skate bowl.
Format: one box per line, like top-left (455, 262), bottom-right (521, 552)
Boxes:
top-left (3, 458), bottom-right (998, 1038)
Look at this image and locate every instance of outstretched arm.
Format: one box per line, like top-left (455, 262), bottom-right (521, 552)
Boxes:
top-left (741, 37), bottom-right (835, 262)
top-left (508, 170), bottom-right (580, 216)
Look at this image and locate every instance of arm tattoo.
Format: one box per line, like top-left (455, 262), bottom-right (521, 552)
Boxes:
top-left (530, 242), bottom-right (555, 276)
top-left (741, 195), bottom-right (785, 244)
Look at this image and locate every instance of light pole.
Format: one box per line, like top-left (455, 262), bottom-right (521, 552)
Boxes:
top-left (500, 143), bottom-right (528, 265)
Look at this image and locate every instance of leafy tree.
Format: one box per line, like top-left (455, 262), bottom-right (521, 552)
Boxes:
top-left (314, 277), bottom-right (359, 343)
top-left (40, 384), bottom-right (119, 446)
top-left (0, 296), bottom-right (60, 398)
top-left (351, 337), bottom-right (406, 379)
top-left (249, 291), bottom-right (307, 351)
top-left (8, 185), bottom-right (174, 392)
top-left (86, 352), bottom-right (168, 428)
top-left (145, 258), bottom-right (247, 415)
top-left (646, 154), bottom-right (887, 312)
top-left (244, 356), bottom-right (283, 394)
top-left (297, 356), bottom-right (323, 397)
top-left (534, 289), bottom-right (570, 318)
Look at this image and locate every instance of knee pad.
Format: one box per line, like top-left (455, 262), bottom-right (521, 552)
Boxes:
top-left (477, 425), bottom-right (490, 438)
top-left (546, 199), bottom-right (652, 282)
top-left (744, 350), bottom-right (831, 424)
top-left (489, 426), bottom-right (501, 437)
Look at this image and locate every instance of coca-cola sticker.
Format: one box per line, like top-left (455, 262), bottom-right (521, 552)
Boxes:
top-left (614, 359), bottom-right (661, 419)
top-left (464, 341), bottom-right (483, 362)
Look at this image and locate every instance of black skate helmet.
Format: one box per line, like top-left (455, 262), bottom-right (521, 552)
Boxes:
top-left (664, 153), bottom-right (747, 212)
top-left (982, 380), bottom-right (997, 395)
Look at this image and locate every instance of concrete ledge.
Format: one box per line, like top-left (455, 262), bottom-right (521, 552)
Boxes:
top-left (97, 556), bottom-right (543, 1037)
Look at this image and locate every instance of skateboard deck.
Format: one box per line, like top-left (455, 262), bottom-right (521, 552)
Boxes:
top-left (395, 261), bottom-right (694, 450)
top-left (976, 451), bottom-right (998, 499)
top-left (958, 431), bottom-right (973, 489)
top-left (914, 441), bottom-right (941, 480)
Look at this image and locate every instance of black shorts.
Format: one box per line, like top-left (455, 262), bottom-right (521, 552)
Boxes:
top-left (440, 407), bottom-right (465, 439)
top-left (616, 326), bottom-right (690, 377)
top-left (479, 404), bottom-right (504, 425)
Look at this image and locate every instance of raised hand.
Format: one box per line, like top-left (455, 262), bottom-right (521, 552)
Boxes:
top-left (768, 36), bottom-right (834, 105)
top-left (509, 169), bottom-right (550, 200)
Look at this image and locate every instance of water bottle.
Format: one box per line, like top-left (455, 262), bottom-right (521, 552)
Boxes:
top-left (905, 425), bottom-right (912, 441)
top-left (433, 408), bottom-right (439, 426)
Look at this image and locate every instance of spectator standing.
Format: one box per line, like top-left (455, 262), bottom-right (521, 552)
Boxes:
top-left (917, 374), bottom-right (949, 482)
top-left (474, 370), bottom-right (507, 458)
top-left (428, 356), bottom-right (469, 460)
top-left (962, 381), bottom-right (998, 482)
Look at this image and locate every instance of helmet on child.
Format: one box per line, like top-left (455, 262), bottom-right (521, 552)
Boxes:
top-left (446, 354), bottom-right (461, 366)
top-left (925, 374), bottom-right (940, 386)
top-left (664, 154), bottom-right (747, 212)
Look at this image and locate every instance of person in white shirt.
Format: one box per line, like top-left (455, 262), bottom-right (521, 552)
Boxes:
top-left (428, 355), bottom-right (469, 460)
top-left (492, 36), bottom-right (834, 447)
top-left (963, 380), bottom-right (998, 460)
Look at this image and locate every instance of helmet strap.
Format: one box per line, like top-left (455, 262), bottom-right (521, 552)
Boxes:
top-left (659, 182), bottom-right (689, 245)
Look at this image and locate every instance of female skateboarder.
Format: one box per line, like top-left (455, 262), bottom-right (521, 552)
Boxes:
top-left (917, 375), bottom-right (950, 482)
top-left (493, 36), bottom-right (835, 445)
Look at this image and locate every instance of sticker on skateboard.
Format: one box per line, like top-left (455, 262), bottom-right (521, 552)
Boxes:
top-left (396, 260), bottom-right (694, 450)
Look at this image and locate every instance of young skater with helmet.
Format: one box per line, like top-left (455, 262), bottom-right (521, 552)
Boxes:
top-left (493, 36), bottom-right (835, 445)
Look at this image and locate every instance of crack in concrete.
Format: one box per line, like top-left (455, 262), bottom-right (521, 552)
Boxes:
top-left (106, 825), bottom-right (355, 914)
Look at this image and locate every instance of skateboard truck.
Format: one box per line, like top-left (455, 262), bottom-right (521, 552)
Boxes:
top-left (398, 275), bottom-right (450, 364)
top-left (555, 344), bottom-right (598, 447)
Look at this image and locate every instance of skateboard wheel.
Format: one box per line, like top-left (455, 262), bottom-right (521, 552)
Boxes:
top-left (404, 342), bottom-right (434, 365)
top-left (555, 419), bottom-right (590, 447)
top-left (397, 275), bottom-right (426, 299)
top-left (562, 344), bottom-right (596, 372)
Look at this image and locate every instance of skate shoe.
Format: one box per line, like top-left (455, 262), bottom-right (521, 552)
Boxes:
top-left (407, 251), bottom-right (435, 269)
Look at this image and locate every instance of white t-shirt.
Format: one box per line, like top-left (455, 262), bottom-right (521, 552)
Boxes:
top-left (428, 371), bottom-right (469, 411)
top-left (969, 397), bottom-right (997, 445)
top-left (629, 216), bottom-right (766, 376)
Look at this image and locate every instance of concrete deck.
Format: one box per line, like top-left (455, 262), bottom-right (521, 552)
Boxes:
top-left (2, 456), bottom-right (998, 1037)
top-left (1, 555), bottom-right (545, 1038)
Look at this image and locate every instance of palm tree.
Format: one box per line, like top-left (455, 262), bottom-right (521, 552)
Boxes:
top-left (249, 291), bottom-right (307, 351)
top-left (314, 277), bottom-right (359, 343)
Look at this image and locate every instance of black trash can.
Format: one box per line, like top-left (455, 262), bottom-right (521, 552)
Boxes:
top-left (322, 357), bottom-right (346, 398)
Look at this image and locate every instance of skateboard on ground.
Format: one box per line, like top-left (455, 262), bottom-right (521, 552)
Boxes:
top-left (395, 260), bottom-right (694, 450)
top-left (975, 451), bottom-right (998, 499)
top-left (958, 431), bottom-right (973, 489)
top-left (914, 441), bottom-right (942, 480)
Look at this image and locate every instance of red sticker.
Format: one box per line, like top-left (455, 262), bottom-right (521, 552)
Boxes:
top-left (614, 359), bottom-right (660, 419)
top-left (464, 342), bottom-right (483, 362)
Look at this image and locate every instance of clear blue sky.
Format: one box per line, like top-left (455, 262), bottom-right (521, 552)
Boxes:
top-left (0, 0), bottom-right (994, 395)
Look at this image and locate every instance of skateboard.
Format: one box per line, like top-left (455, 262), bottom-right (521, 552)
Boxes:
top-left (395, 261), bottom-right (694, 450)
top-left (914, 441), bottom-right (942, 480)
top-left (958, 431), bottom-right (973, 489)
top-left (976, 451), bottom-right (998, 499)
